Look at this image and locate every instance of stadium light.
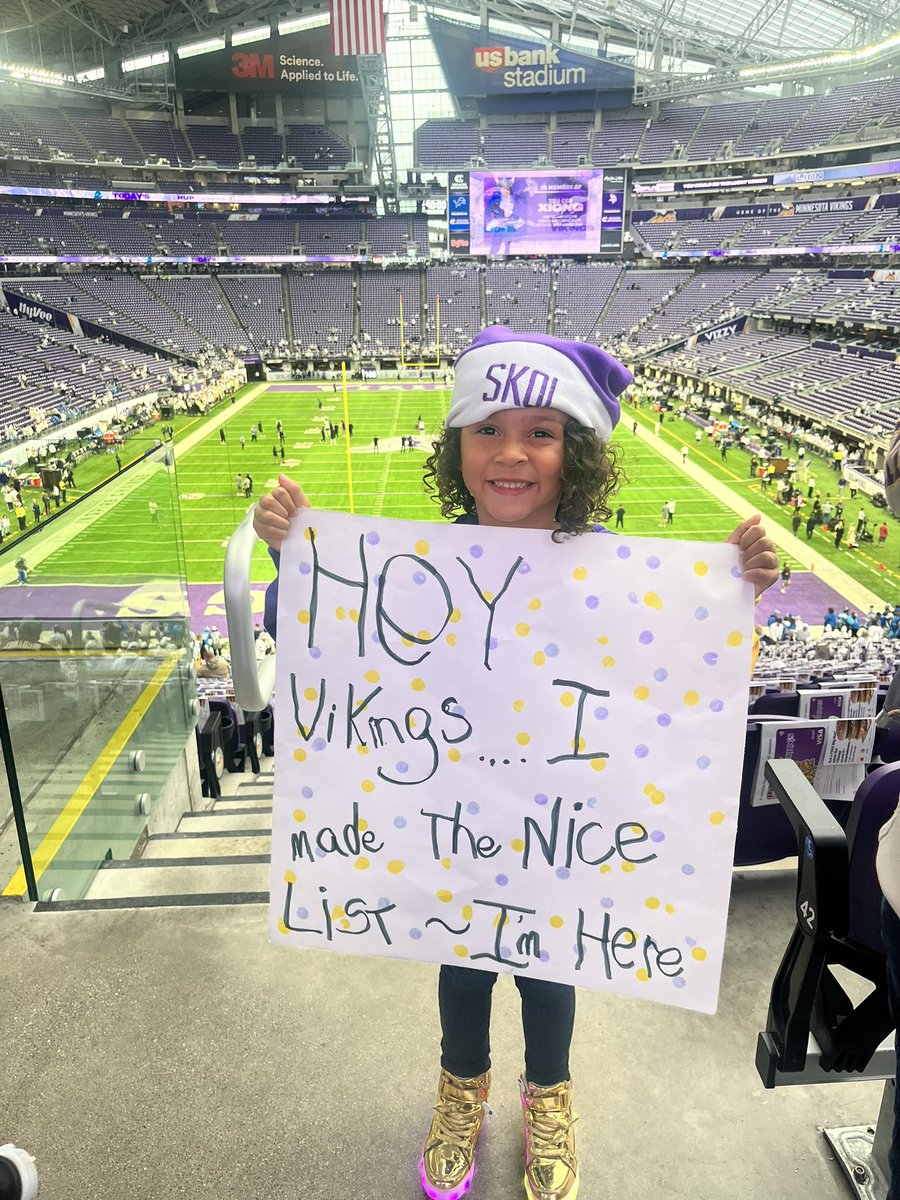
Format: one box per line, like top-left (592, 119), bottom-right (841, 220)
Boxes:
top-left (278, 14), bottom-right (329, 34)
top-left (739, 29), bottom-right (900, 79)
top-left (122, 51), bottom-right (170, 72)
top-left (233, 25), bottom-right (271, 45)
top-left (177, 37), bottom-right (226, 58)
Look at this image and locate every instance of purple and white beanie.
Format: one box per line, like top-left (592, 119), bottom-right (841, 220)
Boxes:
top-left (446, 325), bottom-right (632, 442)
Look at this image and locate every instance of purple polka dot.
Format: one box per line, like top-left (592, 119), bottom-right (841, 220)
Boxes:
top-left (653, 667), bottom-right (668, 682)
top-left (378, 897), bottom-right (390, 908)
top-left (685, 936), bottom-right (697, 947)
top-left (628, 591), bottom-right (639, 604)
top-left (466, 801), bottom-right (480, 815)
top-left (301, 786), bottom-right (313, 799)
top-left (709, 699), bottom-right (724, 713)
top-left (545, 643), bottom-right (559, 657)
top-left (409, 928), bottom-right (422, 940)
top-left (731, 565), bottom-right (742, 578)
top-left (617, 545), bottom-right (631, 559)
top-left (556, 867), bottom-right (570, 880)
top-left (585, 595), bottom-right (600, 610)
top-left (673, 977), bottom-right (687, 989)
top-left (682, 863), bottom-right (695, 875)
top-left (601, 897), bottom-right (614, 908)
top-left (634, 744), bottom-right (649, 758)
top-left (316, 847), bottom-right (326, 858)
top-left (500, 946), bottom-right (512, 959)
top-left (703, 652), bottom-right (719, 666)
top-left (309, 646), bottom-right (322, 659)
top-left (539, 949), bottom-right (550, 963)
top-left (534, 793), bottom-right (549, 806)
top-left (657, 713), bottom-right (672, 727)
top-left (695, 607), bottom-right (709, 621)
top-left (495, 874), bottom-right (509, 887)
top-left (517, 561), bottom-right (531, 575)
top-left (451, 704), bottom-right (465, 716)
top-left (393, 816), bottom-right (407, 829)
top-left (396, 761), bottom-right (409, 774)
top-left (594, 706), bottom-right (608, 720)
top-left (373, 574), bottom-right (382, 586)
top-left (313, 738), bottom-right (326, 752)
top-left (586, 796), bottom-right (599, 809)
top-left (469, 544), bottom-right (483, 558)
top-left (370, 631), bottom-right (380, 644)
top-left (639, 630), bottom-right (654, 645)
top-left (299, 562), bottom-right (311, 575)
top-left (696, 756), bottom-right (711, 770)
top-left (365, 532), bottom-right (380, 545)
top-left (650, 830), bottom-right (665, 843)
top-left (646, 556), bottom-right (660, 569)
top-left (296, 907), bottom-right (309, 919)
top-left (412, 571), bottom-right (426, 585)
top-left (489, 637), bottom-right (498, 650)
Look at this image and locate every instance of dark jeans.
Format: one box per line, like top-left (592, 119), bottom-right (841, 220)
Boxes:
top-left (438, 964), bottom-right (575, 1088)
top-left (882, 899), bottom-right (900, 1200)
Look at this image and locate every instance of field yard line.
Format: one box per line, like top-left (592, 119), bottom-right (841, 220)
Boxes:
top-left (373, 387), bottom-right (403, 517)
top-left (172, 382), bottom-right (269, 462)
top-left (631, 421), bottom-right (889, 612)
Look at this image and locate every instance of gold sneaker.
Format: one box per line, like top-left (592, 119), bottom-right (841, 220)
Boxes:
top-left (519, 1076), bottom-right (579, 1200)
top-left (420, 1068), bottom-right (491, 1199)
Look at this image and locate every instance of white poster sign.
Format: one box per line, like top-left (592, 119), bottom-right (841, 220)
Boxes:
top-left (271, 512), bottom-right (754, 1015)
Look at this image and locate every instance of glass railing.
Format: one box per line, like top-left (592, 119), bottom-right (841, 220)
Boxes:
top-left (0, 442), bottom-right (198, 902)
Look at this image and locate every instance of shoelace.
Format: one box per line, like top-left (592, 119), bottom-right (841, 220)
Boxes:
top-left (431, 1098), bottom-right (486, 1151)
top-left (525, 1105), bottom-right (578, 1163)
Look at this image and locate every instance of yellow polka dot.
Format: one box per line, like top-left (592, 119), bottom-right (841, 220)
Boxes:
top-left (602, 655), bottom-right (616, 668)
top-left (549, 915), bottom-right (564, 929)
top-left (693, 561), bottom-right (708, 576)
top-left (445, 633), bottom-right (457, 646)
top-left (358, 819), bottom-right (368, 832)
top-left (560, 691), bottom-right (575, 707)
top-left (709, 811), bottom-right (725, 825)
top-left (528, 598), bottom-right (542, 611)
top-left (462, 905), bottom-right (473, 921)
top-left (454, 945), bottom-right (469, 958)
top-left (449, 608), bottom-right (461, 624)
top-left (493, 912), bottom-right (510, 928)
top-left (644, 592), bottom-right (663, 610)
top-left (354, 857), bottom-right (369, 870)
top-left (516, 622), bottom-right (530, 637)
top-left (573, 566), bottom-right (587, 581)
top-left (417, 629), bottom-right (431, 640)
top-left (335, 606), bottom-right (346, 620)
top-left (339, 918), bottom-right (350, 929)
top-left (533, 651), bottom-right (546, 666)
top-left (411, 678), bottom-right (426, 691)
top-left (437, 890), bottom-right (453, 903)
top-left (292, 809), bottom-right (306, 823)
top-left (516, 732), bottom-right (530, 746)
top-left (349, 608), bottom-right (359, 623)
top-left (643, 783), bottom-right (656, 796)
top-left (591, 758), bottom-right (607, 772)
top-left (331, 905), bottom-right (345, 919)
top-left (303, 687), bottom-right (317, 701)
top-left (303, 527), bottom-right (312, 541)
top-left (572, 736), bottom-right (586, 752)
top-left (357, 744), bottom-right (369, 756)
top-left (597, 635), bottom-right (609, 645)
top-left (631, 824), bottom-right (644, 835)
top-left (600, 864), bottom-right (612, 875)
top-left (440, 857), bottom-right (452, 870)
top-left (401, 637), bottom-right (413, 647)
top-left (726, 631), bottom-right (743, 647)
top-left (513, 699), bottom-right (525, 712)
top-left (293, 748), bottom-right (307, 763)
top-left (651, 790), bottom-right (665, 805)
top-left (483, 590), bottom-right (494, 602)
top-left (691, 946), bottom-right (708, 962)
top-left (447, 748), bottom-right (461, 763)
top-left (361, 779), bottom-right (375, 793)
top-left (683, 691), bottom-right (699, 706)
top-left (645, 897), bottom-right (660, 910)
top-left (665, 903), bottom-right (676, 914)
top-left (510, 837), bottom-right (525, 852)
top-left (634, 685), bottom-right (650, 701)
top-left (277, 917), bottom-right (289, 935)
top-left (297, 610), bottom-right (310, 624)
top-left (284, 869), bottom-right (297, 885)
top-left (408, 715), bottom-right (417, 729)
top-left (364, 669), bottom-right (380, 683)
top-left (387, 860), bottom-right (404, 874)
top-left (636, 967), bottom-right (650, 982)
top-left (622, 862), bottom-right (636, 873)
top-left (415, 539), bottom-right (430, 556)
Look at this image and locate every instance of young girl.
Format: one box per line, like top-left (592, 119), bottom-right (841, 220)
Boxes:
top-left (254, 326), bottom-right (779, 1200)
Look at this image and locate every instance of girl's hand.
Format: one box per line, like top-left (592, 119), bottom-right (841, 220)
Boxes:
top-left (726, 513), bottom-right (779, 594)
top-left (252, 474), bottom-right (310, 551)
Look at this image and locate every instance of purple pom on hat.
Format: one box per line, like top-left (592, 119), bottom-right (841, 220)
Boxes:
top-left (446, 325), bottom-right (631, 441)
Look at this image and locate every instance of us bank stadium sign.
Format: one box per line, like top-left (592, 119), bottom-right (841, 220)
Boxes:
top-left (174, 27), bottom-right (360, 95)
top-left (428, 15), bottom-right (633, 110)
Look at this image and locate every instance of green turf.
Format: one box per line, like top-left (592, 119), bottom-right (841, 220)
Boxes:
top-left (17, 381), bottom-right (900, 599)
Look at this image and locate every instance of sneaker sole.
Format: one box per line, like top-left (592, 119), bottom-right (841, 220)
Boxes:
top-left (522, 1172), bottom-right (579, 1200)
top-left (419, 1156), bottom-right (476, 1200)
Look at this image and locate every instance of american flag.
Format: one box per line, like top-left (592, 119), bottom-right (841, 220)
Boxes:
top-left (330, 0), bottom-right (386, 55)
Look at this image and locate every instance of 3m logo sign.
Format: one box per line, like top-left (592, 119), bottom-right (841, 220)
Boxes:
top-left (231, 52), bottom-right (275, 79)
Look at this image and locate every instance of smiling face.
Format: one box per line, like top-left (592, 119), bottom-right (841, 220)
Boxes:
top-left (459, 407), bottom-right (568, 530)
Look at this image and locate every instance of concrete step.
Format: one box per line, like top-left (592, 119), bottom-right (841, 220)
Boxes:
top-left (143, 834), bottom-right (271, 858)
top-left (83, 858), bottom-right (269, 902)
top-left (214, 800), bottom-right (272, 814)
top-left (177, 809), bottom-right (272, 834)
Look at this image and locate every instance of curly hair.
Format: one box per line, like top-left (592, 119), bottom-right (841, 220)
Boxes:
top-left (422, 420), bottom-right (625, 539)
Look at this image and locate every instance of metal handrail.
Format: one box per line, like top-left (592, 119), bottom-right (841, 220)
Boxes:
top-left (223, 507), bottom-right (276, 713)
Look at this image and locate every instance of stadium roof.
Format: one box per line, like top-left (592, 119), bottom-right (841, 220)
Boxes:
top-left (0, 0), bottom-right (897, 85)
